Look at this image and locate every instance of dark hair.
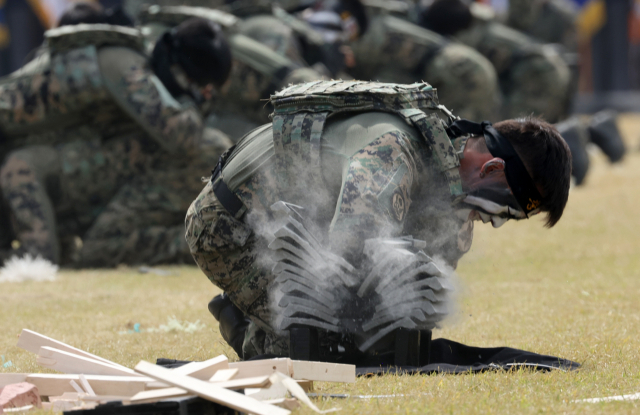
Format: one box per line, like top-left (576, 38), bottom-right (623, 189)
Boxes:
top-left (57, 2), bottom-right (105, 27)
top-left (104, 6), bottom-right (135, 27)
top-left (494, 117), bottom-right (572, 227)
top-left (57, 2), bottom-right (134, 27)
top-left (420, 0), bottom-right (473, 36)
top-left (172, 17), bottom-right (232, 87)
top-left (334, 0), bottom-right (369, 37)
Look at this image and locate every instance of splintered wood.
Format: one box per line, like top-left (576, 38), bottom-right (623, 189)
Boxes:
top-left (0, 328), bottom-right (355, 414)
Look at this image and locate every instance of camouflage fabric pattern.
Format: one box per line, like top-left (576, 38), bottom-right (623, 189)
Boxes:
top-left (78, 128), bottom-right (232, 267)
top-left (270, 80), bottom-right (462, 198)
top-left (98, 46), bottom-right (204, 157)
top-left (455, 18), bottom-right (571, 122)
top-left (349, 14), bottom-right (500, 121)
top-left (424, 43), bottom-right (501, 121)
top-left (239, 15), bottom-right (307, 65)
top-left (0, 46), bottom-right (114, 137)
top-left (507, 0), bottom-right (578, 51)
top-left (0, 136), bottom-right (154, 263)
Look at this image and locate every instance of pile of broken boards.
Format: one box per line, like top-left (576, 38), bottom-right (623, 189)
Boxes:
top-left (0, 329), bottom-right (354, 414)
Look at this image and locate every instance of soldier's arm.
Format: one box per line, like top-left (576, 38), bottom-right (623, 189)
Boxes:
top-left (327, 130), bottom-right (420, 264)
top-left (97, 46), bottom-right (203, 155)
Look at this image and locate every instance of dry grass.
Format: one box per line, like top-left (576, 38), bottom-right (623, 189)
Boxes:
top-left (2, 115), bottom-right (640, 414)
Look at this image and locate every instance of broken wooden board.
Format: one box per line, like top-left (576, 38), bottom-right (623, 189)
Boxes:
top-left (129, 387), bottom-right (191, 404)
top-left (229, 358), bottom-right (355, 383)
top-left (17, 329), bottom-right (128, 371)
top-left (209, 368), bottom-right (238, 382)
top-left (25, 374), bottom-right (157, 397)
top-left (229, 358), bottom-right (291, 380)
top-left (291, 360), bottom-right (355, 383)
top-left (37, 347), bottom-right (139, 377)
top-left (170, 355), bottom-right (228, 380)
top-left (135, 361), bottom-right (290, 415)
top-left (264, 398), bottom-right (301, 411)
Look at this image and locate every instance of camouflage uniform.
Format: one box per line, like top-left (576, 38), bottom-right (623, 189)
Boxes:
top-left (453, 5), bottom-right (572, 122)
top-left (349, 11), bottom-right (501, 121)
top-left (186, 81), bottom-right (472, 357)
top-left (137, 5), bottom-right (325, 137)
top-left (507, 0), bottom-right (578, 52)
top-left (0, 24), bottom-right (210, 264)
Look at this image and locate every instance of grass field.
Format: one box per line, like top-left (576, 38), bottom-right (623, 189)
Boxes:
top-left (1, 115), bottom-right (640, 414)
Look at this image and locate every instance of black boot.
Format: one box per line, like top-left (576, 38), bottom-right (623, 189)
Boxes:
top-left (589, 111), bottom-right (626, 163)
top-left (208, 294), bottom-right (250, 358)
top-left (556, 117), bottom-right (590, 186)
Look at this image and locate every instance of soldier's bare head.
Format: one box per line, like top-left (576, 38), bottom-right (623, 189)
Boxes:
top-left (420, 0), bottom-right (473, 36)
top-left (57, 2), bottom-right (133, 27)
top-left (151, 17), bottom-right (232, 100)
top-left (57, 2), bottom-right (104, 27)
top-left (459, 117), bottom-right (571, 228)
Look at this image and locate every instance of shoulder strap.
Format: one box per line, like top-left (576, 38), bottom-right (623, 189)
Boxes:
top-left (137, 5), bottom-right (238, 31)
top-left (45, 24), bottom-right (143, 53)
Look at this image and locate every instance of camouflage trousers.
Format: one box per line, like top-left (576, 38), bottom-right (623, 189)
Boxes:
top-left (185, 180), bottom-right (289, 358)
top-left (77, 177), bottom-right (189, 267)
top-left (0, 146), bottom-right (60, 262)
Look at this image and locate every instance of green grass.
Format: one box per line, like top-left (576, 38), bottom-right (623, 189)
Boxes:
top-left (2, 115), bottom-right (640, 414)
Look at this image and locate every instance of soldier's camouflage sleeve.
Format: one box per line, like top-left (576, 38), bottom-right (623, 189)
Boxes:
top-left (328, 130), bottom-right (423, 263)
top-left (97, 46), bottom-right (203, 155)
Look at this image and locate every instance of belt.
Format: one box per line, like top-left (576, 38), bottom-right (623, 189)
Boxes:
top-left (211, 145), bottom-right (245, 218)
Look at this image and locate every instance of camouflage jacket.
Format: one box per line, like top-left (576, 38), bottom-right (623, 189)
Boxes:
top-left (349, 12), bottom-right (500, 121)
top-left (0, 24), bottom-right (204, 159)
top-left (453, 6), bottom-right (571, 121)
top-left (507, 0), bottom-right (578, 52)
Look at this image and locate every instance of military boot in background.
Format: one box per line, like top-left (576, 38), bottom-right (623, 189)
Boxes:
top-left (588, 110), bottom-right (626, 163)
top-left (556, 116), bottom-right (590, 186)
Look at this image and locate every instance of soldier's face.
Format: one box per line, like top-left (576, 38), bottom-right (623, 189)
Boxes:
top-left (459, 141), bottom-right (539, 226)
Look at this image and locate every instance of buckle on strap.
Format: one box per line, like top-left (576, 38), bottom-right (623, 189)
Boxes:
top-left (210, 145), bottom-right (245, 219)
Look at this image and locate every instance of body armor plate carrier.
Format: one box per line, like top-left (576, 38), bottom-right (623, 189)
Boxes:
top-left (269, 80), bottom-right (464, 201)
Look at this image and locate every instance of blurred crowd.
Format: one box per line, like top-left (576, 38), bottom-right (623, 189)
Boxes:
top-left (0, 0), bottom-right (635, 268)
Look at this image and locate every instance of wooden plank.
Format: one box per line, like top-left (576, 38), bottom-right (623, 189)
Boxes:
top-left (290, 360), bottom-right (355, 383)
top-left (78, 375), bottom-right (96, 396)
top-left (134, 361), bottom-right (290, 415)
top-left (171, 356), bottom-right (228, 380)
top-left (0, 374), bottom-right (27, 388)
top-left (228, 358), bottom-right (292, 380)
top-left (129, 387), bottom-right (190, 404)
top-left (17, 329), bottom-right (128, 370)
top-left (37, 347), bottom-right (140, 377)
top-left (209, 368), bottom-right (238, 382)
top-left (212, 376), bottom-right (271, 390)
top-left (25, 374), bottom-right (154, 397)
top-left (264, 398), bottom-right (301, 411)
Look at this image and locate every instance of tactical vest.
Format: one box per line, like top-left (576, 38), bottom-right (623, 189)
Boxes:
top-left (269, 80), bottom-right (463, 200)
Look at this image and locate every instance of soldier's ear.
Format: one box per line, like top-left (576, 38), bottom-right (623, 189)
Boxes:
top-left (479, 157), bottom-right (505, 178)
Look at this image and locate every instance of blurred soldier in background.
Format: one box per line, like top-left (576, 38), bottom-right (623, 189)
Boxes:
top-left (137, 4), bottom-right (325, 140)
top-left (0, 11), bottom-right (232, 266)
top-left (349, 1), bottom-right (500, 121)
top-left (420, 0), bottom-right (571, 123)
